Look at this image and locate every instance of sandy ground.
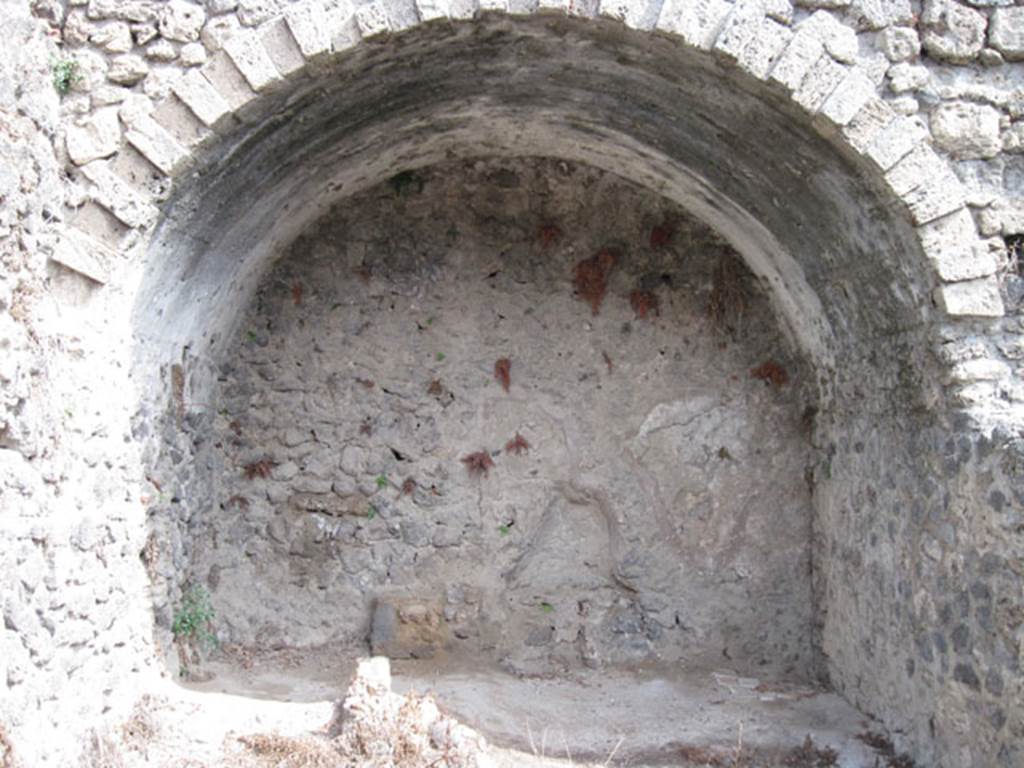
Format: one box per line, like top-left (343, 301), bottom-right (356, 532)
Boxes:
top-left (159, 646), bottom-right (890, 767)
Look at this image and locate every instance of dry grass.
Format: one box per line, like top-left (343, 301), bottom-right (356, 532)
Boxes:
top-left (707, 256), bottom-right (749, 334)
top-left (236, 733), bottom-right (339, 768)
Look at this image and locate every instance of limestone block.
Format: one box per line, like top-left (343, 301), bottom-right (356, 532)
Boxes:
top-left (794, 0), bottom-right (848, 7)
top-left (172, 69), bottom-right (230, 126)
top-left (180, 42), bottom-right (208, 66)
top-left (89, 21), bottom-right (134, 52)
top-left (793, 54), bottom-right (846, 112)
top-left (200, 50), bottom-right (257, 110)
top-left (989, 7), bottom-right (1024, 61)
top-left (865, 114), bottom-right (927, 170)
top-left (64, 11), bottom-right (98, 45)
top-left (92, 85), bottom-right (130, 106)
top-left (480, 0), bottom-right (508, 11)
top-left (930, 102), bottom-right (1002, 160)
top-left (802, 10), bottom-right (858, 63)
top-left (921, 0), bottom-right (987, 63)
top-left (656, 0), bottom-right (732, 51)
top-left (201, 13), bottom-right (242, 50)
top-left (49, 230), bottom-right (111, 284)
top-left (768, 27), bottom-right (824, 91)
top-left (819, 68), bottom-right (875, 126)
top-left (159, 0), bottom-right (207, 42)
top-left (842, 96), bottom-right (896, 152)
top-left (80, 159), bottom-right (159, 227)
top-left (284, 1), bottom-right (332, 57)
top-left (938, 277), bottom-right (1005, 317)
top-left (737, 17), bottom-right (792, 78)
top-left (886, 145), bottom-right (966, 224)
top-left (131, 23), bottom-right (158, 45)
top-left (370, 598), bottom-right (447, 659)
top-left (238, 0), bottom-right (282, 26)
top-left (207, 0), bottom-right (240, 12)
top-left (107, 54), bottom-right (149, 85)
top-left (65, 108), bottom-right (121, 165)
top-left (919, 210), bottom-right (999, 281)
top-left (713, 0), bottom-right (766, 62)
top-left (119, 96), bottom-right (189, 174)
top-left (848, 0), bottom-right (913, 30)
top-left (356, 1), bottom-right (391, 37)
top-left (450, 0), bottom-right (479, 20)
top-left (146, 39), bottom-right (179, 62)
top-left (259, 17), bottom-right (305, 76)
top-left (888, 62), bottom-right (930, 93)
top-left (224, 30), bottom-right (282, 91)
top-left (1003, 122), bottom-right (1024, 153)
top-left (87, 0), bottom-right (158, 23)
top-left (764, 0), bottom-right (792, 24)
top-left (878, 26), bottom-right (921, 62)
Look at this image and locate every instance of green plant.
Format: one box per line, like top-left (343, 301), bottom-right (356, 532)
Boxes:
top-left (539, 601), bottom-right (554, 613)
top-left (436, 352), bottom-right (445, 362)
top-left (367, 504), bottom-right (377, 520)
top-left (375, 474), bottom-right (389, 490)
top-left (172, 585), bottom-right (216, 650)
top-left (51, 58), bottom-right (81, 95)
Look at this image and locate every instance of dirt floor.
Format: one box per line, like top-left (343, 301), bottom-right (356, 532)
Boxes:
top-left (165, 645), bottom-right (893, 767)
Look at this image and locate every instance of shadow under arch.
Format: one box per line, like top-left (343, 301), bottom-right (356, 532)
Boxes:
top-left (130, 13), bottom-right (968, 767)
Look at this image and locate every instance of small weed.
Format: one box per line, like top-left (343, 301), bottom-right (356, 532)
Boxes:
top-left (359, 420), bottom-right (373, 436)
top-left (400, 477), bottom-right (416, 496)
top-left (367, 505), bottom-right (377, 520)
top-left (172, 585), bottom-right (217, 671)
top-left (498, 524), bottom-right (512, 536)
top-left (375, 474), bottom-right (389, 490)
top-left (505, 433), bottom-right (530, 456)
top-left (539, 224), bottom-right (562, 248)
top-left (750, 360), bottom-right (788, 388)
top-left (436, 352), bottom-right (446, 362)
top-left (427, 379), bottom-right (444, 396)
top-left (629, 289), bottom-right (659, 320)
top-left (650, 224), bottom-right (674, 250)
top-left (708, 256), bottom-right (749, 333)
top-left (494, 357), bottom-right (512, 392)
top-left (573, 249), bottom-right (618, 315)
top-left (539, 601), bottom-right (554, 613)
top-left (242, 458), bottom-right (275, 480)
top-left (246, 330), bottom-right (258, 343)
top-left (461, 450), bottom-right (495, 477)
top-left (51, 58), bottom-right (81, 95)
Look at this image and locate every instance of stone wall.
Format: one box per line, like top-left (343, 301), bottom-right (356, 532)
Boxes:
top-left (167, 156), bottom-right (819, 678)
top-left (0, 0), bottom-right (1020, 765)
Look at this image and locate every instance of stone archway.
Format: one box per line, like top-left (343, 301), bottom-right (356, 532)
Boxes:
top-left (12, 2), bottom-right (1021, 766)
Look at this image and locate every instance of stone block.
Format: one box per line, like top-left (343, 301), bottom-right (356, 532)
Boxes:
top-left (887, 63), bottom-right (929, 93)
top-left (938, 277), bottom-right (1005, 317)
top-left (450, 0), bottom-right (479, 20)
top-left (922, 0), bottom-right (986, 63)
top-left (119, 97), bottom-right (190, 174)
top-left (656, 0), bottom-right (732, 51)
top-left (736, 17), bottom-right (791, 79)
top-left (172, 69), bottom-right (230, 127)
top-left (224, 29), bottom-right (283, 91)
top-left (289, 491), bottom-right (372, 516)
top-left (49, 230), bottom-right (112, 284)
top-left (259, 17), bottom-right (305, 76)
top-left (878, 26), bottom-right (920, 62)
top-left (864, 114), bottom-right (927, 170)
top-left (200, 50), bottom-right (257, 111)
top-left (849, 0), bottom-right (913, 31)
top-left (369, 597), bottom-right (447, 659)
top-left (65, 107), bottom-right (121, 165)
top-left (107, 53), bottom-right (149, 85)
top-left (80, 159), bottom-right (159, 228)
top-left (159, 0), bottom-right (207, 42)
top-left (989, 7), bottom-right (1024, 61)
top-left (768, 27), bottom-right (824, 91)
top-left (713, 0), bottom-right (766, 62)
top-left (356, 1), bottom-right (391, 37)
top-left (842, 97), bottom-right (896, 152)
top-left (793, 54), bottom-right (846, 112)
top-left (930, 101), bottom-right (1002, 160)
top-left (285, 1), bottom-right (333, 57)
top-left (819, 68), bottom-right (875, 126)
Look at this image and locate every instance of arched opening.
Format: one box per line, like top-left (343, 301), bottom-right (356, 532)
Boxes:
top-left (130, 13), bottom-right (954, 766)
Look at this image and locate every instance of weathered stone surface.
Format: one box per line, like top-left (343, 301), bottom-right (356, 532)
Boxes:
top-left (656, 0), bottom-right (732, 50)
top-left (179, 42), bottom-right (207, 66)
top-left (888, 62), bottom-right (930, 93)
top-left (931, 101), bottom-right (1003, 160)
top-left (171, 68), bottom-right (230, 125)
top-left (922, 0), bottom-right (987, 63)
top-left (939, 276), bottom-right (1005, 316)
top-left (989, 7), bottom-right (1024, 61)
top-left (223, 29), bottom-right (281, 91)
top-left (237, 0), bottom-right (282, 26)
top-left (370, 598), bottom-right (447, 659)
top-left (119, 95), bottom-right (189, 173)
top-left (65, 107), bottom-right (121, 165)
top-left (878, 26), bottom-right (921, 62)
top-left (146, 38), bottom-right (179, 61)
top-left (106, 53), bottom-right (149, 84)
top-left (89, 20), bottom-right (134, 52)
top-left (159, 0), bottom-right (207, 42)
top-left (285, 0), bottom-right (332, 57)
top-left (848, 0), bottom-right (913, 30)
